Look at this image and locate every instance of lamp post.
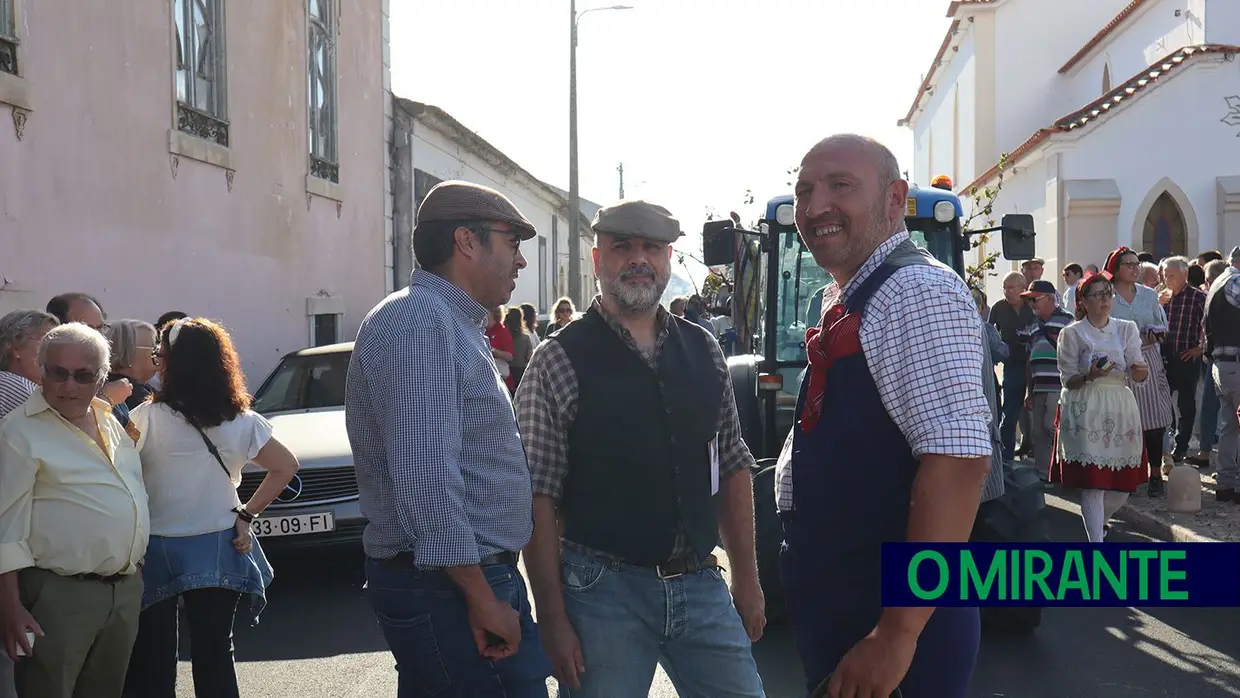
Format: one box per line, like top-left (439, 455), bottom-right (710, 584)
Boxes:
top-left (568, 1), bottom-right (632, 305)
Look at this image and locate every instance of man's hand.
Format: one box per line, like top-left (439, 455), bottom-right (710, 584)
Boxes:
top-left (828, 625), bottom-right (918, 698)
top-left (731, 574), bottom-right (766, 642)
top-left (467, 595), bottom-right (521, 660)
top-left (1181, 346), bottom-right (1204, 361)
top-left (1130, 363), bottom-right (1149, 383)
top-left (1023, 395), bottom-right (1033, 411)
top-left (103, 379), bottom-right (132, 406)
top-left (540, 616), bottom-right (585, 688)
top-left (1, 603), bottom-right (42, 662)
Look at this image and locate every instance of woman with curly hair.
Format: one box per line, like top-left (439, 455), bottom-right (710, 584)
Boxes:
top-left (124, 318), bottom-right (300, 698)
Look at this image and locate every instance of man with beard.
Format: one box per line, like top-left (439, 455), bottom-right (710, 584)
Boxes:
top-left (515, 200), bottom-right (766, 698)
top-left (776, 135), bottom-right (992, 698)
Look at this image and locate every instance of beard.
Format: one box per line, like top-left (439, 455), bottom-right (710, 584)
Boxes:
top-left (804, 196), bottom-right (894, 271)
top-left (599, 263), bottom-right (670, 315)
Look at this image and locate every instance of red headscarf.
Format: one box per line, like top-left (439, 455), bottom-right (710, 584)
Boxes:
top-left (1103, 246), bottom-right (1136, 277)
top-left (1075, 269), bottom-right (1113, 299)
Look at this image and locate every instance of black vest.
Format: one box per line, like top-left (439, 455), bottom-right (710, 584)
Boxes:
top-left (553, 308), bottom-right (724, 566)
top-left (1204, 272), bottom-right (1240, 356)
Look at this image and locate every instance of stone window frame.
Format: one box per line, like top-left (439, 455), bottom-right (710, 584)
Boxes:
top-left (0, 0), bottom-right (31, 115)
top-left (168, 0), bottom-right (234, 173)
top-left (306, 296), bottom-right (345, 347)
top-left (306, 0), bottom-right (343, 203)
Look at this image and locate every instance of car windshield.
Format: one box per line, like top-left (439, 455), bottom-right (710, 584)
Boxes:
top-left (251, 350), bottom-right (351, 414)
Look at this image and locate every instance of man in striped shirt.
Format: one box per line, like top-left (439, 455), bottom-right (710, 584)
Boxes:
top-left (1020, 280), bottom-right (1073, 476)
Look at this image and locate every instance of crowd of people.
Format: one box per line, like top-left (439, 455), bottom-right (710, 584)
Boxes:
top-left (6, 137), bottom-right (1238, 698)
top-left (978, 247), bottom-right (1240, 540)
top-left (0, 297), bottom-right (300, 698)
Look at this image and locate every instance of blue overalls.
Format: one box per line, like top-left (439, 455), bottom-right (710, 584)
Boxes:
top-left (780, 258), bottom-right (981, 698)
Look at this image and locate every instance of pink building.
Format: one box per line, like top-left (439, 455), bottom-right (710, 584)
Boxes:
top-left (0, 0), bottom-right (390, 383)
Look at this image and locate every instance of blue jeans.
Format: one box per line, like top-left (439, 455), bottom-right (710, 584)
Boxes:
top-left (1200, 360), bottom-right (1221, 452)
top-left (557, 547), bottom-right (764, 698)
top-left (1000, 359), bottom-right (1027, 459)
top-left (364, 557), bottom-right (552, 698)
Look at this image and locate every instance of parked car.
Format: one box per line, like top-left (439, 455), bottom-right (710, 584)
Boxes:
top-left (244, 342), bottom-right (363, 550)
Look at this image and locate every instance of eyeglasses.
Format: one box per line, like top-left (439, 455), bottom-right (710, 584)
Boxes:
top-left (1084, 289), bottom-right (1115, 300)
top-left (150, 346), bottom-right (166, 366)
top-left (43, 366), bottom-right (100, 385)
top-left (1119, 261), bottom-right (1141, 269)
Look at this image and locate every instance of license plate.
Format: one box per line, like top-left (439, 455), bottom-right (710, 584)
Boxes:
top-left (251, 512), bottom-right (335, 537)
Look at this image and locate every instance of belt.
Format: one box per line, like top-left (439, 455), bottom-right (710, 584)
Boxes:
top-left (648, 553), bottom-right (719, 580)
top-left (385, 550), bottom-right (519, 569)
top-left (63, 571), bottom-right (128, 584)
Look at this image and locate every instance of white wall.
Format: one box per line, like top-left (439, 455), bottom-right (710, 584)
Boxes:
top-left (407, 120), bottom-right (582, 312)
top-left (991, 0), bottom-right (1132, 155)
top-left (1205, 0), bottom-right (1240, 44)
top-left (972, 154), bottom-right (1051, 303)
top-left (1061, 56), bottom-right (1240, 255)
top-left (1065, 0), bottom-right (1203, 113)
top-left (911, 24), bottom-right (978, 187)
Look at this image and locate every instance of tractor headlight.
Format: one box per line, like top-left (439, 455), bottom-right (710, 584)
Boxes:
top-left (933, 200), bottom-right (956, 223)
top-left (776, 204), bottom-right (795, 227)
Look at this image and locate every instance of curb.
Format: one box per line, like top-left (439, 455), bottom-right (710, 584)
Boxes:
top-left (1112, 504), bottom-right (1220, 543)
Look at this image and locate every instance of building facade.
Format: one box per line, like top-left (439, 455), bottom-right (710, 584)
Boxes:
top-left (901, 0), bottom-right (1240, 300)
top-left (0, 0), bottom-right (388, 382)
top-left (390, 97), bottom-right (596, 314)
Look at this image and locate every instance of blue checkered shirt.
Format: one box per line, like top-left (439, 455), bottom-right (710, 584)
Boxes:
top-left (345, 270), bottom-right (534, 566)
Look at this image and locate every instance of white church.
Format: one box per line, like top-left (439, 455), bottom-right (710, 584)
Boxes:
top-left (900, 0), bottom-right (1240, 300)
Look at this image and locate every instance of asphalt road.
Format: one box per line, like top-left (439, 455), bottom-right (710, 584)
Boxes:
top-left (177, 490), bottom-right (1240, 697)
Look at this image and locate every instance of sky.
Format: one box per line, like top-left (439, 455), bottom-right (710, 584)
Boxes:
top-left (390, 0), bottom-right (953, 281)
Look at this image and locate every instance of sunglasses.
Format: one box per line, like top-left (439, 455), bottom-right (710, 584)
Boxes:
top-left (43, 366), bottom-right (100, 385)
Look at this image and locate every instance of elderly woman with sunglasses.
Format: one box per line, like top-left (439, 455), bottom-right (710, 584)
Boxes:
top-left (1049, 271), bottom-right (1150, 541)
top-left (122, 318), bottom-right (299, 698)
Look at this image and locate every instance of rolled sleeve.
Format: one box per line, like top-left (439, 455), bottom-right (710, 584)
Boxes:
top-left (514, 341), bottom-right (575, 500)
top-left (0, 428), bottom-right (37, 575)
top-left (868, 271), bottom-right (993, 459)
top-left (360, 319), bottom-right (478, 567)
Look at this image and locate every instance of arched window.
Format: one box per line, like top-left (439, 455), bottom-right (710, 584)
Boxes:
top-left (1142, 192), bottom-right (1186, 260)
top-left (1102, 63), bottom-right (1112, 93)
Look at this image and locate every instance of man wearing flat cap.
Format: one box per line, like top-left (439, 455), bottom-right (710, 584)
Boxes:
top-left (346, 180), bottom-right (553, 697)
top-left (515, 200), bottom-right (766, 697)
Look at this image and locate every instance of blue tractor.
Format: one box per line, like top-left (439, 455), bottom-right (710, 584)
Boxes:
top-left (701, 178), bottom-right (1036, 622)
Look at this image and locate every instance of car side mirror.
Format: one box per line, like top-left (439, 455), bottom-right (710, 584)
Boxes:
top-left (1000, 214), bottom-right (1036, 261)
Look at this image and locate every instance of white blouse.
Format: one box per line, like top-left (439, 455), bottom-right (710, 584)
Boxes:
top-left (130, 402), bottom-right (273, 537)
top-left (1057, 317), bottom-right (1145, 383)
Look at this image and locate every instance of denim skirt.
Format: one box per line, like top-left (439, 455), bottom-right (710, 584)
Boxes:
top-left (141, 528), bottom-right (275, 625)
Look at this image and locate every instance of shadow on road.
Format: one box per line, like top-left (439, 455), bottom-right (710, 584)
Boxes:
top-left (223, 547), bottom-right (389, 662)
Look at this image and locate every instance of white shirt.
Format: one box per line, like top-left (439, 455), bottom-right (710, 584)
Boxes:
top-left (130, 402), bottom-right (273, 537)
top-left (775, 231), bottom-right (993, 512)
top-left (1056, 317), bottom-right (1144, 380)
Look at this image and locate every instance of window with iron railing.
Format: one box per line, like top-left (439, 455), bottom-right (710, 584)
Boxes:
top-left (173, 0), bottom-right (229, 147)
top-left (308, 0), bottom-right (339, 183)
top-left (0, 0), bottom-right (18, 77)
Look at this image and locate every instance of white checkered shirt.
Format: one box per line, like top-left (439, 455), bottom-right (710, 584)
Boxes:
top-left (345, 270), bottom-right (534, 566)
top-left (775, 231), bottom-right (994, 512)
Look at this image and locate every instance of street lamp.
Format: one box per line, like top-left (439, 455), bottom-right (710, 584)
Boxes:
top-left (568, 1), bottom-right (633, 306)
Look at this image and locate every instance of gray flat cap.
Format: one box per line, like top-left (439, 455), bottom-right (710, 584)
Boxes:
top-left (416, 180), bottom-right (537, 241)
top-left (591, 200), bottom-right (683, 243)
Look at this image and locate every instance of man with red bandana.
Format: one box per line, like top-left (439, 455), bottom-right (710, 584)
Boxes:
top-left (774, 134), bottom-right (998, 698)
